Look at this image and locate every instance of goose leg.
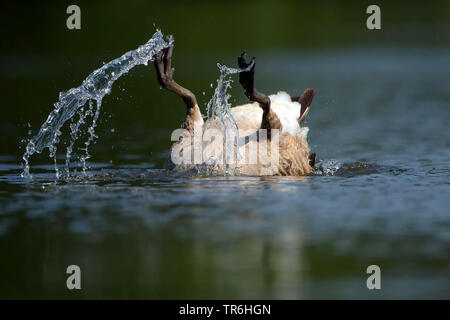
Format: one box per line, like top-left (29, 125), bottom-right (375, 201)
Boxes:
top-left (238, 52), bottom-right (282, 138)
top-left (154, 44), bottom-right (202, 134)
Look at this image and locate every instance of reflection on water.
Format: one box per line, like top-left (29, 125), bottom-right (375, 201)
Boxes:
top-left (1, 48), bottom-right (450, 299)
top-left (0, 157), bottom-right (449, 299)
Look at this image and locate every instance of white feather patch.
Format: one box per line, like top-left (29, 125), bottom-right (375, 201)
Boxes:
top-left (230, 91), bottom-right (309, 140)
top-left (269, 91), bottom-right (308, 140)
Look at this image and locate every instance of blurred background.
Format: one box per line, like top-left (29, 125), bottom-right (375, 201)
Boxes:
top-left (0, 0), bottom-right (449, 299)
top-left (2, 0), bottom-right (449, 160)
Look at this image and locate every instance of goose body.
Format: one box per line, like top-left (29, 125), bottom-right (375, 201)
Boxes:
top-left (167, 92), bottom-right (313, 176)
top-left (154, 46), bottom-right (316, 176)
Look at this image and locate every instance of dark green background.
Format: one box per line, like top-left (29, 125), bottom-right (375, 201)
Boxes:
top-left (2, 0), bottom-right (449, 161)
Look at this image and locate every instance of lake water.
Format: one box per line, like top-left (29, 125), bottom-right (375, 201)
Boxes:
top-left (0, 48), bottom-right (449, 299)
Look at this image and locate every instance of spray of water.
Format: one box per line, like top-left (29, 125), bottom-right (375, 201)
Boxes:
top-left (21, 30), bottom-right (173, 178)
top-left (204, 62), bottom-right (254, 175)
top-left (314, 159), bottom-right (341, 176)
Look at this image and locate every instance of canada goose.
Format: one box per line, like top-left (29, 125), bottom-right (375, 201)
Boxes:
top-left (154, 45), bottom-right (316, 176)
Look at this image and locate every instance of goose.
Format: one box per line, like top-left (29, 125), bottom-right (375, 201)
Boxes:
top-left (154, 45), bottom-right (316, 176)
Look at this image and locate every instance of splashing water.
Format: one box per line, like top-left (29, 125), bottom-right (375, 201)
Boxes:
top-left (21, 30), bottom-right (174, 178)
top-left (314, 159), bottom-right (341, 176)
top-left (205, 62), bottom-right (254, 174)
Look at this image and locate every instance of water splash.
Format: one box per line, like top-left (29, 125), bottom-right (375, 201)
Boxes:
top-left (314, 160), bottom-right (386, 177)
top-left (314, 159), bottom-right (341, 176)
top-left (64, 108), bottom-right (83, 173)
top-left (21, 30), bottom-right (174, 178)
top-left (205, 62), bottom-right (254, 175)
